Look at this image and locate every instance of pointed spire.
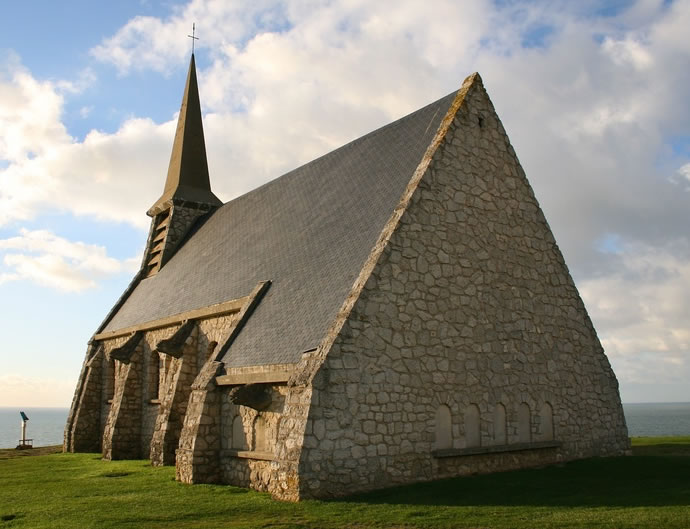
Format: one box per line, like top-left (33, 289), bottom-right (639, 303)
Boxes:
top-left (148, 54), bottom-right (222, 216)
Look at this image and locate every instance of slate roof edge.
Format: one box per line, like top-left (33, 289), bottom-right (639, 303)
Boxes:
top-left (88, 270), bottom-right (144, 345)
top-left (288, 72), bottom-right (482, 387)
top-left (88, 210), bottom-right (163, 344)
top-left (212, 280), bottom-right (273, 363)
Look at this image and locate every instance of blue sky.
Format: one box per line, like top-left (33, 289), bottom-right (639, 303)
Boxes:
top-left (1, 0), bottom-right (689, 406)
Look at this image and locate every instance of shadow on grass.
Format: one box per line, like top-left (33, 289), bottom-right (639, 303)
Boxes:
top-left (0, 445), bottom-right (61, 460)
top-left (632, 443), bottom-right (690, 457)
top-left (336, 452), bottom-right (690, 508)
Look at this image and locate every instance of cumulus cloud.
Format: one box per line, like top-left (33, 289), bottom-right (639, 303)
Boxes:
top-left (90, 0), bottom-right (294, 75)
top-left (678, 163), bottom-right (690, 187)
top-left (579, 240), bottom-right (690, 385)
top-left (0, 229), bottom-right (139, 292)
top-left (0, 58), bottom-right (173, 227)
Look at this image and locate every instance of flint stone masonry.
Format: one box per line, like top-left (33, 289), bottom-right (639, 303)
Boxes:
top-left (64, 345), bottom-right (103, 452)
top-left (219, 384), bottom-right (289, 491)
top-left (65, 67), bottom-right (629, 503)
top-left (160, 203), bottom-right (215, 268)
top-left (150, 324), bottom-right (199, 465)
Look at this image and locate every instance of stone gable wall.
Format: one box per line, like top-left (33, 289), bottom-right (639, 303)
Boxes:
top-left (297, 78), bottom-right (629, 499)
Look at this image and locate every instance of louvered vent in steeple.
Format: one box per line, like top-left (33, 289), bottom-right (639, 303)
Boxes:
top-left (141, 53), bottom-right (222, 278)
top-left (145, 210), bottom-right (171, 277)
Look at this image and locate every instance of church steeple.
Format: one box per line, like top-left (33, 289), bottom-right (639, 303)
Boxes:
top-left (142, 54), bottom-right (222, 278)
top-left (148, 53), bottom-right (221, 216)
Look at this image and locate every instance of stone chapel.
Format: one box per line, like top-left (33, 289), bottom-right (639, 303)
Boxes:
top-left (64, 53), bottom-right (630, 501)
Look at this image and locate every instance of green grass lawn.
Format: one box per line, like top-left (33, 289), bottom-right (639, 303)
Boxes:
top-left (1, 437), bottom-right (689, 529)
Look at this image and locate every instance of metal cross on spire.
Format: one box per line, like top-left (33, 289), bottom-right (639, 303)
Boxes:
top-left (188, 23), bottom-right (199, 54)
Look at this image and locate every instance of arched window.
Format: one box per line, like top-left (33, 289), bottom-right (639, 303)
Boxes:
top-left (494, 403), bottom-right (507, 445)
top-left (434, 405), bottom-right (452, 450)
top-left (148, 351), bottom-right (160, 401)
top-left (465, 404), bottom-right (481, 447)
top-left (232, 415), bottom-right (248, 450)
top-left (518, 402), bottom-right (531, 443)
top-left (105, 358), bottom-right (115, 401)
top-left (538, 402), bottom-right (554, 441)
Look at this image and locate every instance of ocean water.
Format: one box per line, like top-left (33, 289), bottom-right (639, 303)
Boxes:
top-left (0, 403), bottom-right (689, 449)
top-left (623, 402), bottom-right (690, 437)
top-left (0, 407), bottom-right (69, 449)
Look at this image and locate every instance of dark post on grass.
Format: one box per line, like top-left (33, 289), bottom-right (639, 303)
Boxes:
top-left (16, 411), bottom-right (33, 450)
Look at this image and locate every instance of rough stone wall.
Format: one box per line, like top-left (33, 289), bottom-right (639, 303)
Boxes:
top-left (176, 360), bottom-right (224, 484)
top-left (173, 314), bottom-right (242, 481)
top-left (198, 314), bottom-right (236, 360)
top-left (150, 326), bottom-right (200, 465)
top-left (102, 342), bottom-right (144, 460)
top-left (161, 203), bottom-right (212, 267)
top-left (63, 346), bottom-right (103, 452)
top-left (141, 400), bottom-right (159, 456)
top-left (219, 385), bottom-right (288, 491)
top-left (139, 327), bottom-right (173, 456)
top-left (99, 335), bottom-right (131, 443)
top-left (296, 76), bottom-right (629, 499)
top-left (263, 384), bottom-right (313, 501)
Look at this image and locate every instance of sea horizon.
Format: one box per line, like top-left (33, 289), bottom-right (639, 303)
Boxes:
top-left (1, 402), bottom-right (689, 449)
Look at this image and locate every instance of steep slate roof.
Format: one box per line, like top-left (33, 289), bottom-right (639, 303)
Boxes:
top-left (103, 90), bottom-right (457, 367)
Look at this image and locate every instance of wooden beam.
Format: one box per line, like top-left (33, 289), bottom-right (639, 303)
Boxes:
top-left (216, 366), bottom-right (296, 386)
top-left (93, 296), bottom-right (250, 341)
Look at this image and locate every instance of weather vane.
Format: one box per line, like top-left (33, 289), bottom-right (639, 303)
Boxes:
top-left (188, 23), bottom-right (199, 54)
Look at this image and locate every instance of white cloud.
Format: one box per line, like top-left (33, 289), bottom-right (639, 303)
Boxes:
top-left (90, 0), bottom-right (295, 75)
top-left (0, 229), bottom-right (139, 292)
top-left (678, 163), bottom-right (690, 187)
top-left (602, 37), bottom-right (653, 71)
top-left (55, 67), bottom-right (97, 95)
top-left (579, 240), bottom-right (690, 386)
top-left (0, 58), bottom-right (173, 227)
top-left (0, 61), bottom-right (72, 163)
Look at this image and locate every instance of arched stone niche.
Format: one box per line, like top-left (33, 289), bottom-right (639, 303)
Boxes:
top-left (231, 415), bottom-right (248, 450)
top-left (104, 357), bottom-right (115, 401)
top-left (253, 415), bottom-right (270, 452)
top-left (538, 402), bottom-right (554, 441)
top-left (464, 404), bottom-right (481, 448)
top-left (148, 351), bottom-right (160, 401)
top-left (518, 402), bottom-right (531, 443)
top-left (494, 403), bottom-right (507, 445)
top-left (434, 404), bottom-right (452, 450)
